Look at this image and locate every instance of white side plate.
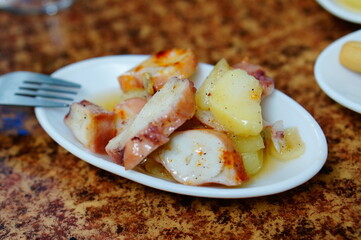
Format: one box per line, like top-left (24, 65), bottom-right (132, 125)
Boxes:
top-left (35, 55), bottom-right (328, 198)
top-left (315, 29), bottom-right (361, 114)
top-left (316, 0), bottom-right (361, 24)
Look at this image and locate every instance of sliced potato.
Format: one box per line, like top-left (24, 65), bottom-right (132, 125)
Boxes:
top-left (143, 157), bottom-right (174, 180)
top-left (195, 58), bottom-right (231, 110)
top-left (267, 127), bottom-right (305, 161)
top-left (230, 134), bottom-right (265, 153)
top-left (209, 69), bottom-right (263, 136)
top-left (241, 150), bottom-right (264, 176)
top-left (230, 134), bottom-right (265, 176)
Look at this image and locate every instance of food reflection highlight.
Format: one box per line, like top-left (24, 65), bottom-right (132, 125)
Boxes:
top-left (64, 48), bottom-right (305, 187)
top-left (337, 0), bottom-right (361, 11)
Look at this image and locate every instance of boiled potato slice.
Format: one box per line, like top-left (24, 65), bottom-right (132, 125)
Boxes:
top-left (209, 69), bottom-right (263, 136)
top-left (267, 128), bottom-right (305, 161)
top-left (143, 157), bottom-right (174, 180)
top-left (195, 58), bottom-right (231, 110)
top-left (230, 134), bottom-right (265, 153)
top-left (241, 150), bottom-right (264, 176)
top-left (230, 134), bottom-right (264, 175)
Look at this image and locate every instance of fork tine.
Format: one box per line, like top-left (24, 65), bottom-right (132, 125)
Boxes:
top-left (23, 79), bottom-right (81, 88)
top-left (19, 86), bottom-right (78, 94)
top-left (5, 95), bottom-right (70, 108)
top-left (0, 71), bottom-right (81, 108)
top-left (13, 71), bottom-right (81, 88)
top-left (23, 78), bottom-right (81, 88)
top-left (15, 92), bottom-right (74, 101)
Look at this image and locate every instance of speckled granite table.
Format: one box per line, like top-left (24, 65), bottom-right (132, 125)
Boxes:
top-left (0, 0), bottom-right (360, 239)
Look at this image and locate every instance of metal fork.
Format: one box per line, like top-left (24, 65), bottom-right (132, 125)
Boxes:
top-left (0, 71), bottom-right (81, 107)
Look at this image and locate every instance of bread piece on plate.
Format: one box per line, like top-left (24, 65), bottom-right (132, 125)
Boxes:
top-left (340, 41), bottom-right (361, 73)
top-left (106, 77), bottom-right (196, 170)
top-left (64, 100), bottom-right (116, 154)
top-left (156, 129), bottom-right (249, 186)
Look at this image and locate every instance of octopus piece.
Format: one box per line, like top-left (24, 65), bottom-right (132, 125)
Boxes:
top-left (64, 100), bottom-right (116, 154)
top-left (113, 97), bottom-right (147, 134)
top-left (263, 120), bottom-right (285, 152)
top-left (155, 129), bottom-right (249, 186)
top-left (233, 60), bottom-right (274, 98)
top-left (106, 77), bottom-right (196, 170)
top-left (118, 48), bottom-right (198, 92)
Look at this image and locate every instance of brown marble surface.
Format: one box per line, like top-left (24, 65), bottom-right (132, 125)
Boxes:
top-left (0, 0), bottom-right (360, 239)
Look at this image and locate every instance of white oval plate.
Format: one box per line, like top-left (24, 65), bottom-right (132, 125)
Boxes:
top-left (315, 29), bottom-right (361, 114)
top-left (35, 55), bottom-right (328, 198)
top-left (316, 0), bottom-right (361, 24)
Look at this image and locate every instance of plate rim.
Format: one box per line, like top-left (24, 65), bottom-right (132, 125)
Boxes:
top-left (35, 55), bottom-right (328, 198)
top-left (314, 29), bottom-right (361, 114)
top-left (316, 0), bottom-right (361, 24)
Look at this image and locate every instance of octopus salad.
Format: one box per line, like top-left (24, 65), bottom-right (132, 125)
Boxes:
top-left (64, 48), bottom-right (305, 187)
